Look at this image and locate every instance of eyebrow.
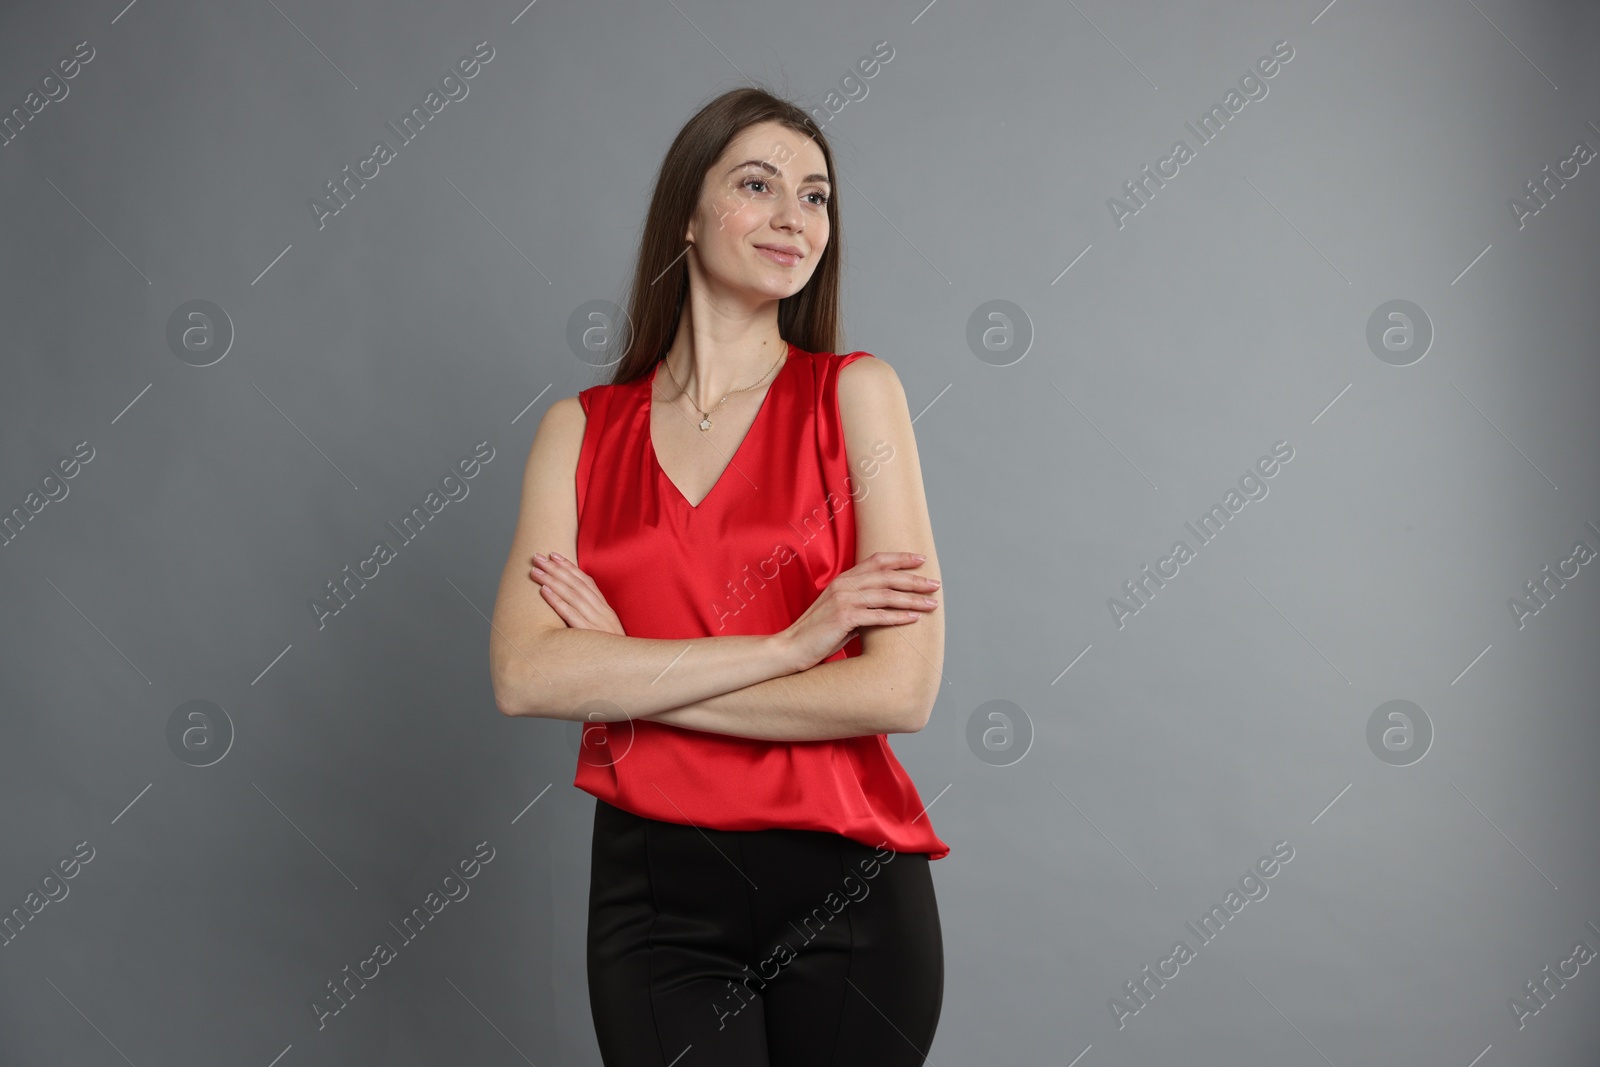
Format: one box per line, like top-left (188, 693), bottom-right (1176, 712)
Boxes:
top-left (729, 158), bottom-right (831, 186)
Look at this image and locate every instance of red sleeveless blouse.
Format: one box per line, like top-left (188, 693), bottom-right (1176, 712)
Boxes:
top-left (570, 343), bottom-right (949, 859)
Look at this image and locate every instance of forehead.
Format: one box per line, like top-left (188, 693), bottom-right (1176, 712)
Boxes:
top-left (719, 121), bottom-right (828, 181)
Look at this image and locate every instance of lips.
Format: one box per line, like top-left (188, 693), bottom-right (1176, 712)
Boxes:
top-left (756, 244), bottom-right (802, 265)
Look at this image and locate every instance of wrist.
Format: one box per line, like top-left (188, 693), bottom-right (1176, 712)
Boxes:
top-left (766, 631), bottom-right (805, 677)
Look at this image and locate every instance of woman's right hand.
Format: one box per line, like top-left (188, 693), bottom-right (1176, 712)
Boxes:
top-left (777, 552), bottom-right (941, 672)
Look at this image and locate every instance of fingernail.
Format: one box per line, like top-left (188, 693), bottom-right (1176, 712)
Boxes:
top-left (551, 552), bottom-right (565, 562)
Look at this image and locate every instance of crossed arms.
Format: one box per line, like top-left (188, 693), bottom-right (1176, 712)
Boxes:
top-left (487, 357), bottom-right (944, 742)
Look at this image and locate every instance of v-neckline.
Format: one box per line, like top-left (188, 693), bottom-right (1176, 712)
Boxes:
top-left (646, 344), bottom-right (793, 512)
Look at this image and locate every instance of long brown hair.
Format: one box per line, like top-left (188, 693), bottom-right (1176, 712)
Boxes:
top-left (604, 86), bottom-right (843, 386)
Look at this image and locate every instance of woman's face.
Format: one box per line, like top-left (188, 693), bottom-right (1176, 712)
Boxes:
top-left (685, 120), bottom-right (831, 303)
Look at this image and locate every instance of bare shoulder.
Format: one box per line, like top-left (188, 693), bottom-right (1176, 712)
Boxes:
top-left (832, 349), bottom-right (930, 533)
top-left (509, 390), bottom-right (588, 561)
top-left (541, 393), bottom-right (587, 443)
top-left (837, 350), bottom-right (902, 392)
top-left (836, 351), bottom-right (908, 431)
top-left (517, 393), bottom-right (587, 523)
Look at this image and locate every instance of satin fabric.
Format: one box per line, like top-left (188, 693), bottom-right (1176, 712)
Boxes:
top-left (572, 344), bottom-right (949, 860)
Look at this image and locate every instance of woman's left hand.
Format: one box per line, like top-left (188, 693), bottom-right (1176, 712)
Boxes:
top-left (529, 552), bottom-right (626, 635)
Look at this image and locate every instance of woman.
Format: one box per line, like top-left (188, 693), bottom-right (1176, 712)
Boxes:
top-left (489, 86), bottom-right (948, 1066)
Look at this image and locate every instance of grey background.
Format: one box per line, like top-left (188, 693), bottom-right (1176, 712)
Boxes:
top-left (2, 0), bottom-right (1598, 1064)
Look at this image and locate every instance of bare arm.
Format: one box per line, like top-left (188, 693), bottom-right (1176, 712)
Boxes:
top-left (640, 355), bottom-right (946, 739)
top-left (489, 395), bottom-right (807, 720)
top-left (636, 647), bottom-right (927, 741)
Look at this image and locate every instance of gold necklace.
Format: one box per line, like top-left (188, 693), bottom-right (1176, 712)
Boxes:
top-left (660, 344), bottom-right (787, 431)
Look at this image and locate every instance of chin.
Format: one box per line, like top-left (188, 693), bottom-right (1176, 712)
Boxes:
top-left (744, 277), bottom-right (806, 300)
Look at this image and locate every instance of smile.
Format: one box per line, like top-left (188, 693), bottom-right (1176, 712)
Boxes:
top-left (756, 246), bottom-right (801, 266)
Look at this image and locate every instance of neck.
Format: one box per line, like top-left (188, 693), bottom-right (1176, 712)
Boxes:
top-left (660, 320), bottom-right (788, 412)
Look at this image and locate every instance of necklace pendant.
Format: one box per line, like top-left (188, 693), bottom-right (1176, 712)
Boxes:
top-left (698, 416), bottom-right (713, 431)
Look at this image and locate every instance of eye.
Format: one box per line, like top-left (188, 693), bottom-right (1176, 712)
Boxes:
top-left (741, 176), bottom-right (829, 208)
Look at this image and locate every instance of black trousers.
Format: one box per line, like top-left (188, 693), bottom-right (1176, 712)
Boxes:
top-left (586, 798), bottom-right (944, 1066)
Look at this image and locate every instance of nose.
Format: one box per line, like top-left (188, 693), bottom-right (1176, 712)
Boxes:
top-left (769, 197), bottom-right (804, 233)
